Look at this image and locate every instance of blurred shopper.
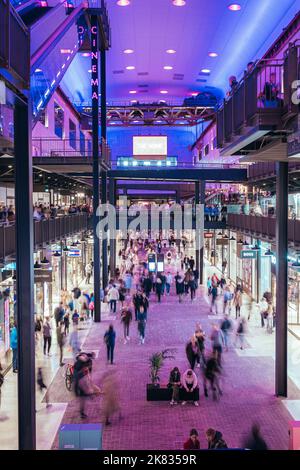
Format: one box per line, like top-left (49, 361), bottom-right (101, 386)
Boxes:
top-left (233, 288), bottom-right (243, 319)
top-left (220, 315), bottom-right (232, 352)
top-left (206, 428), bottom-right (228, 449)
top-left (85, 262), bottom-right (92, 284)
top-left (101, 370), bottom-right (122, 426)
top-left (235, 318), bottom-right (247, 350)
top-left (183, 429), bottom-right (200, 450)
top-left (204, 352), bottom-right (222, 400)
top-left (104, 324), bottom-right (116, 365)
top-left (137, 306), bottom-right (147, 344)
top-left (243, 423), bottom-right (268, 450)
top-left (121, 305), bottom-right (132, 344)
top-left (108, 285), bottom-right (119, 314)
top-left (10, 322), bottom-right (18, 373)
top-left (43, 316), bottom-right (52, 356)
top-left (69, 324), bottom-right (81, 359)
top-left (37, 367), bottom-right (51, 408)
top-left (186, 336), bottom-right (199, 370)
top-left (56, 321), bottom-right (66, 366)
top-left (210, 324), bottom-right (224, 365)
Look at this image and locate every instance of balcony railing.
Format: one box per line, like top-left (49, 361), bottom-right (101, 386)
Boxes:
top-left (0, 213), bottom-right (90, 261)
top-left (217, 59), bottom-right (287, 149)
top-left (32, 137), bottom-right (111, 166)
top-left (0, 0), bottom-right (30, 88)
top-left (227, 213), bottom-right (300, 245)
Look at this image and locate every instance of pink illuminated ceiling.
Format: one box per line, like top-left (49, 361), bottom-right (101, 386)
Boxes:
top-left (61, 0), bottom-right (299, 105)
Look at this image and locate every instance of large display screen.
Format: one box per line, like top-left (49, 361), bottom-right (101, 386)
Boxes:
top-left (133, 136), bottom-right (167, 157)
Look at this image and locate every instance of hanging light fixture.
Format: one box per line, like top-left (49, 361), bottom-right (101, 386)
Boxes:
top-left (63, 246), bottom-right (69, 252)
top-left (243, 241), bottom-right (249, 246)
top-left (223, 234), bottom-right (229, 239)
top-left (52, 251), bottom-right (62, 257)
top-left (264, 248), bottom-right (273, 256)
top-left (34, 260), bottom-right (41, 269)
top-left (252, 244), bottom-right (260, 251)
top-left (237, 239), bottom-right (243, 244)
top-left (218, 232), bottom-right (223, 236)
top-left (230, 236), bottom-right (236, 241)
top-left (41, 256), bottom-right (50, 265)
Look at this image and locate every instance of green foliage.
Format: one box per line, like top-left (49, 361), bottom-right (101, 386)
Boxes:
top-left (149, 348), bottom-right (177, 385)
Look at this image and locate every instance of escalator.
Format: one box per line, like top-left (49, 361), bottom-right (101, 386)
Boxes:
top-left (18, 4), bottom-right (52, 27)
top-left (9, 0), bottom-right (110, 120)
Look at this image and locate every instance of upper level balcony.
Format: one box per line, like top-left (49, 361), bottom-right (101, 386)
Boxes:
top-left (216, 42), bottom-right (300, 159)
top-left (32, 137), bottom-right (111, 169)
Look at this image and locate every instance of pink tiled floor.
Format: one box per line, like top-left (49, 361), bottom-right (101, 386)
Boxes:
top-left (50, 287), bottom-right (298, 450)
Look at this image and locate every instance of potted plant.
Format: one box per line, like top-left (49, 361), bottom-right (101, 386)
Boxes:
top-left (147, 349), bottom-right (176, 400)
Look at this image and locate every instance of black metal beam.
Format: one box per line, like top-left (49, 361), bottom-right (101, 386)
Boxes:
top-left (14, 100), bottom-right (36, 449)
top-left (101, 171), bottom-right (108, 288)
top-left (91, 14), bottom-right (101, 323)
top-left (107, 168), bottom-right (248, 182)
top-left (275, 161), bottom-right (288, 397)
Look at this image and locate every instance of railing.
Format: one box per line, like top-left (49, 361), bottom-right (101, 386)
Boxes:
top-left (110, 158), bottom-right (248, 170)
top-left (0, 213), bottom-right (90, 261)
top-left (248, 161), bottom-right (300, 180)
top-left (0, 103), bottom-right (14, 142)
top-left (32, 137), bottom-right (111, 166)
top-left (227, 213), bottom-right (300, 245)
top-left (217, 57), bottom-right (286, 148)
top-left (0, 0), bottom-right (30, 87)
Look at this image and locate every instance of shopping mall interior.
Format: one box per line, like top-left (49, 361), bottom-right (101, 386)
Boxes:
top-left (1, 0), bottom-right (300, 453)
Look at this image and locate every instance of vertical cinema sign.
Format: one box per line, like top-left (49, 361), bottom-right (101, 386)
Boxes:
top-left (91, 20), bottom-right (99, 102)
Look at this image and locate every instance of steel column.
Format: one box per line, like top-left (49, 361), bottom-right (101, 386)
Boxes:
top-left (199, 181), bottom-right (205, 284)
top-left (14, 100), bottom-right (36, 449)
top-left (101, 171), bottom-right (108, 288)
top-left (275, 162), bottom-right (288, 397)
top-left (109, 178), bottom-right (116, 277)
top-left (91, 15), bottom-right (101, 322)
top-left (195, 181), bottom-right (200, 274)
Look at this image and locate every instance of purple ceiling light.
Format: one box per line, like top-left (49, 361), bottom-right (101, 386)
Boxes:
top-left (117, 0), bottom-right (130, 6)
top-left (126, 66), bottom-right (135, 70)
top-left (228, 3), bottom-right (241, 11)
top-left (166, 49), bottom-right (176, 54)
top-left (124, 49), bottom-right (134, 54)
top-left (172, 0), bottom-right (186, 6)
top-left (208, 52), bottom-right (218, 57)
top-left (160, 90), bottom-right (168, 94)
top-left (201, 68), bottom-right (211, 73)
top-left (164, 66), bottom-right (173, 70)
top-left (129, 90), bottom-right (137, 94)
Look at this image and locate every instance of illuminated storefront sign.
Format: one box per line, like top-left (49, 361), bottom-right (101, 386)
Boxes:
top-left (240, 250), bottom-right (257, 259)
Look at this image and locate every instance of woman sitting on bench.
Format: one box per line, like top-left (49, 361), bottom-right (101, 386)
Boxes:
top-left (181, 369), bottom-right (199, 407)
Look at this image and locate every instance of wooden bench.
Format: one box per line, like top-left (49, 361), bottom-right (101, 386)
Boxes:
top-left (147, 385), bottom-right (200, 401)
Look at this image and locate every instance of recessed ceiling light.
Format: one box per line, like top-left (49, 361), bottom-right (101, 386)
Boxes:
top-left (131, 100), bottom-right (137, 103)
top-left (82, 53), bottom-right (90, 57)
top-left (126, 65), bottom-right (135, 70)
top-left (117, 0), bottom-right (130, 5)
top-left (61, 49), bottom-right (71, 54)
top-left (191, 92), bottom-right (198, 96)
top-left (173, 0), bottom-right (186, 5)
top-left (160, 90), bottom-right (168, 94)
top-left (88, 69), bottom-right (92, 73)
top-left (201, 68), bottom-right (211, 73)
top-left (124, 49), bottom-right (134, 54)
top-left (228, 3), bottom-right (241, 11)
top-left (129, 90), bottom-right (137, 94)
top-left (166, 49), bottom-right (176, 54)
top-left (35, 68), bottom-right (42, 72)
top-left (164, 66), bottom-right (173, 70)
top-left (209, 52), bottom-right (218, 57)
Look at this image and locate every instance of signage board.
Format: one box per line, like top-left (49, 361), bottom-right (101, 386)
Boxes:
top-left (34, 268), bottom-right (53, 283)
top-left (216, 238), bottom-right (229, 246)
top-left (204, 232), bottom-right (214, 239)
top-left (157, 253), bottom-right (164, 273)
top-left (148, 253), bottom-right (156, 272)
top-left (240, 250), bottom-right (257, 259)
top-left (68, 249), bottom-right (81, 258)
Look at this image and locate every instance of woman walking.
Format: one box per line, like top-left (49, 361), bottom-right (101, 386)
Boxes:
top-left (104, 324), bottom-right (116, 365)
